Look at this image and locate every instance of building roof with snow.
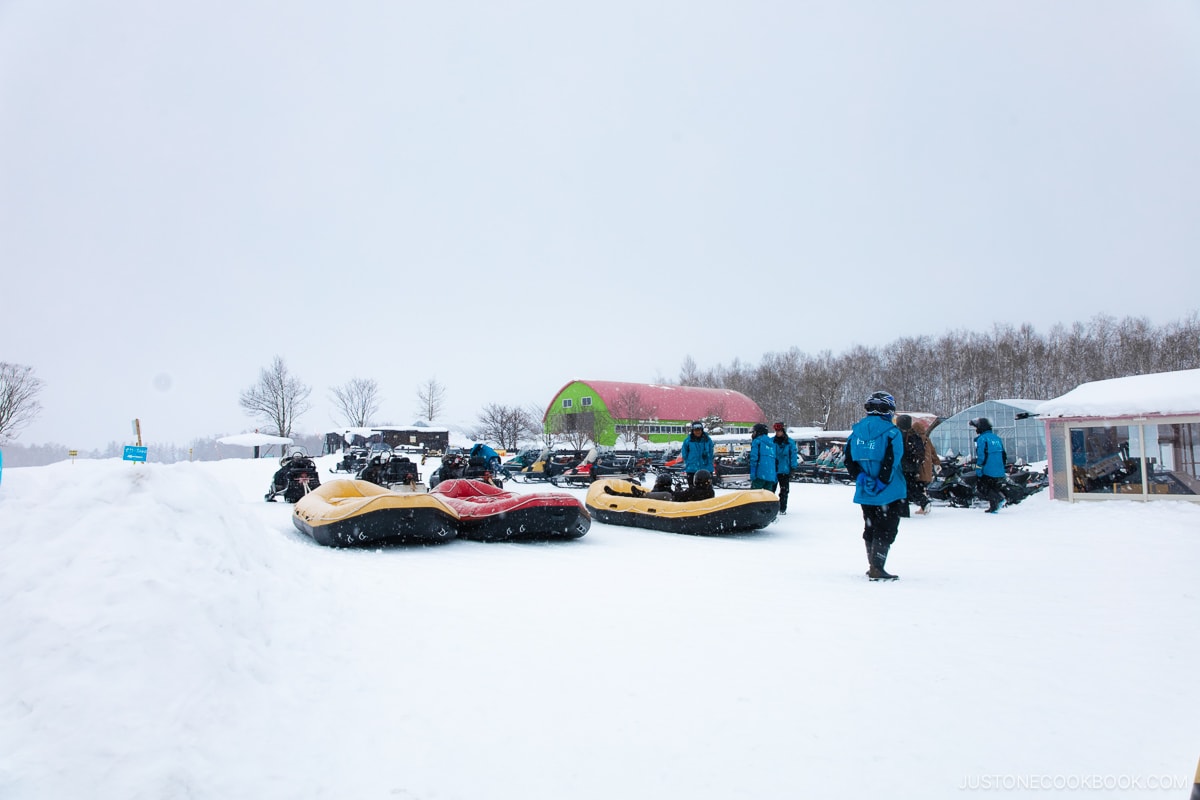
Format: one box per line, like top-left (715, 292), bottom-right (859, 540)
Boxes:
top-left (1035, 368), bottom-right (1200, 419)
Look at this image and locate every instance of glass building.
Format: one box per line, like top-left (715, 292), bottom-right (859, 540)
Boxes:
top-left (929, 399), bottom-right (1047, 465)
top-left (1036, 369), bottom-right (1200, 502)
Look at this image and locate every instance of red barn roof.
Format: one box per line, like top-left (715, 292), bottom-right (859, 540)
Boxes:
top-left (547, 380), bottom-right (764, 423)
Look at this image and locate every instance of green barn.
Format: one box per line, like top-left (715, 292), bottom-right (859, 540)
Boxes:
top-left (544, 379), bottom-right (765, 447)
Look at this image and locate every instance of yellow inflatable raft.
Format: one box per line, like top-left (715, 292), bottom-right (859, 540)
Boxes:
top-left (584, 478), bottom-right (779, 535)
top-left (293, 479), bottom-right (458, 547)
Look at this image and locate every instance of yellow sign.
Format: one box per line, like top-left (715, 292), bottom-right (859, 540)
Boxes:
top-left (68, 450), bottom-right (78, 457)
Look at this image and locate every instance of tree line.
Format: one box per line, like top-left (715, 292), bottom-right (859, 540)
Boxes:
top-left (674, 312), bottom-right (1200, 431)
top-left (4, 312), bottom-right (1197, 465)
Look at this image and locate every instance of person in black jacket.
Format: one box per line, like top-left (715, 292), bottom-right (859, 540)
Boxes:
top-left (895, 415), bottom-right (929, 514)
top-left (671, 469), bottom-right (715, 502)
top-left (605, 470), bottom-right (715, 502)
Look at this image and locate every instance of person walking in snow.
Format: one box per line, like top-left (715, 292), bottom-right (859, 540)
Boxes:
top-left (771, 422), bottom-right (798, 514)
top-left (680, 421), bottom-right (715, 487)
top-left (971, 417), bottom-right (1008, 513)
top-left (895, 415), bottom-right (935, 515)
top-left (845, 392), bottom-right (906, 581)
top-left (748, 422), bottom-right (777, 491)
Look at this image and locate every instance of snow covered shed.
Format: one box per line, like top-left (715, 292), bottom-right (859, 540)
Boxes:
top-left (544, 380), bottom-right (765, 447)
top-left (323, 426), bottom-right (449, 454)
top-left (928, 399), bottom-right (1047, 465)
top-left (1035, 369), bottom-right (1200, 502)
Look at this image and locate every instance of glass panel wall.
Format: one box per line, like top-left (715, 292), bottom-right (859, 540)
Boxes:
top-left (1069, 425), bottom-right (1143, 494)
top-left (1148, 422), bottom-right (1200, 495)
top-left (1064, 419), bottom-right (1199, 499)
top-left (930, 400), bottom-right (1046, 465)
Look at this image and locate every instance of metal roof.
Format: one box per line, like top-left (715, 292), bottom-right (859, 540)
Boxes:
top-left (547, 380), bottom-right (764, 423)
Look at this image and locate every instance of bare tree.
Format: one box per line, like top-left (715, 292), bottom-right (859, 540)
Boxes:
top-left (416, 377), bottom-right (446, 422)
top-left (330, 378), bottom-right (381, 427)
top-left (550, 408), bottom-right (610, 451)
top-left (678, 355), bottom-right (702, 386)
top-left (678, 311), bottom-right (1200, 427)
top-left (239, 356), bottom-right (312, 447)
top-left (472, 404), bottom-right (535, 451)
top-left (0, 362), bottom-right (44, 444)
top-left (610, 388), bottom-right (658, 450)
top-left (525, 403), bottom-right (554, 449)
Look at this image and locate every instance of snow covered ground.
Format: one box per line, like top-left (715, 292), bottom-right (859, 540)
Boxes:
top-left (1, 454), bottom-right (1197, 799)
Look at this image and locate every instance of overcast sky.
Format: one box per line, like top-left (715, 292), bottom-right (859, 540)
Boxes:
top-left (2, 1), bottom-right (1198, 450)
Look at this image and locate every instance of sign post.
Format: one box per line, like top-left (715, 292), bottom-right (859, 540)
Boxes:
top-left (127, 419), bottom-right (146, 464)
top-left (123, 445), bottom-right (148, 463)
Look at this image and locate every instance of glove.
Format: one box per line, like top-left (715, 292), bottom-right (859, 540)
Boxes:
top-left (975, 469), bottom-right (983, 478)
top-left (856, 473), bottom-right (887, 495)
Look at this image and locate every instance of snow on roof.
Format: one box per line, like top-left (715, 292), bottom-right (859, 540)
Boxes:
top-left (1035, 368), bottom-right (1200, 419)
top-left (217, 433), bottom-right (294, 447)
top-left (990, 399), bottom-right (1044, 410)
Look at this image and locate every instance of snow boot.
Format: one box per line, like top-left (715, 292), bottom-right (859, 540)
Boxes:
top-left (868, 540), bottom-right (899, 581)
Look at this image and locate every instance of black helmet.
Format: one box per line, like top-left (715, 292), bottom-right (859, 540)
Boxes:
top-left (653, 474), bottom-right (673, 491)
top-left (752, 422), bottom-right (769, 437)
top-left (694, 469), bottom-right (712, 486)
top-left (895, 414), bottom-right (912, 431)
top-left (864, 391), bottom-right (896, 415)
top-left (970, 417), bottom-right (992, 432)
top-left (690, 420), bottom-right (704, 432)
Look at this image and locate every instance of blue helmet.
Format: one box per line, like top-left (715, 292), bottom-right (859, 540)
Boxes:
top-left (864, 391), bottom-right (896, 415)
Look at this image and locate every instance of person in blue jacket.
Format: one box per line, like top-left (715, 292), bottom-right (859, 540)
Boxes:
top-left (748, 422), bottom-right (777, 490)
top-left (469, 442), bottom-right (502, 476)
top-left (844, 391), bottom-right (906, 581)
top-left (971, 417), bottom-right (1008, 513)
top-left (771, 422), bottom-right (799, 514)
top-left (679, 421), bottom-right (714, 486)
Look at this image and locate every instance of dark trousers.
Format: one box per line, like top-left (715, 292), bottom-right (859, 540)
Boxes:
top-left (904, 472), bottom-right (929, 509)
top-left (861, 500), bottom-right (903, 546)
top-left (774, 473), bottom-right (790, 511)
top-left (977, 475), bottom-right (1005, 510)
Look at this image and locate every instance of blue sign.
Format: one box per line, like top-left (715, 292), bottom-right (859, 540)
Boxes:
top-left (123, 445), bottom-right (148, 463)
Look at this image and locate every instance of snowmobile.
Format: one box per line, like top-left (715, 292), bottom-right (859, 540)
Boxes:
top-left (791, 435), bottom-right (851, 484)
top-left (265, 451), bottom-right (321, 503)
top-left (713, 452), bottom-right (752, 489)
top-left (428, 452), bottom-right (505, 490)
top-left (552, 453), bottom-right (648, 487)
top-left (507, 449), bottom-right (588, 484)
top-left (500, 448), bottom-right (543, 475)
top-left (356, 452), bottom-right (426, 492)
top-left (330, 447), bottom-right (369, 474)
top-left (926, 456), bottom-right (1045, 508)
